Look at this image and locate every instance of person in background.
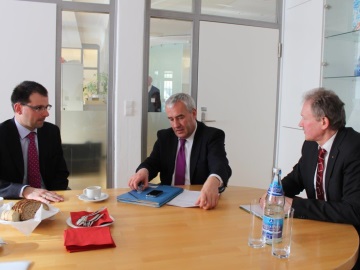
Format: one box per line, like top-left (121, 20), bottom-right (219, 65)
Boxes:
top-left (260, 88), bottom-right (360, 269)
top-left (0, 81), bottom-right (69, 203)
top-left (129, 93), bottom-right (232, 210)
top-left (148, 76), bottom-right (161, 112)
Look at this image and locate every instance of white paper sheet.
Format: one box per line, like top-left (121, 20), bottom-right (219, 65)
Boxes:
top-left (167, 190), bottom-right (200, 207)
top-left (240, 204), bottom-right (263, 219)
top-left (0, 261), bottom-right (31, 270)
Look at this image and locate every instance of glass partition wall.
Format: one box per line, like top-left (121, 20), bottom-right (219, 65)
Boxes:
top-left (60, 3), bottom-right (112, 190)
top-left (147, 19), bottom-right (193, 159)
top-left (145, 0), bottom-right (280, 164)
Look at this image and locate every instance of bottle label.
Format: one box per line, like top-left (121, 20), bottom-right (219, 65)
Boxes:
top-left (267, 181), bottom-right (283, 196)
top-left (262, 215), bottom-right (283, 241)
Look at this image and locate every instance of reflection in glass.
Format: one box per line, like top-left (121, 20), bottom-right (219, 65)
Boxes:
top-left (151, 0), bottom-right (192, 12)
top-left (83, 49), bottom-right (98, 68)
top-left (61, 11), bottom-right (109, 190)
top-left (62, 48), bottom-right (81, 62)
top-left (201, 0), bottom-right (277, 23)
top-left (147, 18), bottom-right (192, 159)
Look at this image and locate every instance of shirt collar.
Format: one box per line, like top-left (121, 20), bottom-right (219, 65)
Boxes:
top-left (180, 122), bottom-right (197, 143)
top-left (320, 131), bottom-right (337, 153)
top-left (14, 118), bottom-right (37, 139)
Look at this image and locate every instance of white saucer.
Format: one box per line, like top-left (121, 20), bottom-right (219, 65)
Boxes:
top-left (66, 215), bottom-right (114, 228)
top-left (78, 193), bottom-right (109, 202)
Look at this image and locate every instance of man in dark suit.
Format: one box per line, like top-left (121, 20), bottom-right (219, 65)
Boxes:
top-left (261, 88), bottom-right (360, 269)
top-left (0, 81), bottom-right (69, 203)
top-left (148, 76), bottom-right (161, 112)
top-left (129, 93), bottom-right (231, 210)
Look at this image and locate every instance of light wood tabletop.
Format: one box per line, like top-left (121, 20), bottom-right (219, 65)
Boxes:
top-left (0, 186), bottom-right (358, 269)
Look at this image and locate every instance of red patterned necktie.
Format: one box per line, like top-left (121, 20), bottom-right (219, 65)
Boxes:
top-left (27, 132), bottom-right (41, 188)
top-left (174, 139), bottom-right (186, 185)
top-left (316, 148), bottom-right (327, 200)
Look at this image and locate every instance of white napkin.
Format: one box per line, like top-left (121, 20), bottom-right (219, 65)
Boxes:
top-left (0, 202), bottom-right (59, 235)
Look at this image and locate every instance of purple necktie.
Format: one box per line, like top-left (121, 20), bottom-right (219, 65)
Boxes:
top-left (316, 148), bottom-right (327, 200)
top-left (175, 139), bottom-right (186, 185)
top-left (27, 132), bottom-right (41, 188)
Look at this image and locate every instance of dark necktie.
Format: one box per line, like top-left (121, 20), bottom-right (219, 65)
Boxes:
top-left (316, 148), bottom-right (327, 200)
top-left (175, 139), bottom-right (186, 185)
top-left (27, 132), bottom-right (41, 188)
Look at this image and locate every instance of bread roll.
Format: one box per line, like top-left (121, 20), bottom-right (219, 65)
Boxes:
top-left (0, 210), bottom-right (20, 222)
top-left (12, 199), bottom-right (49, 221)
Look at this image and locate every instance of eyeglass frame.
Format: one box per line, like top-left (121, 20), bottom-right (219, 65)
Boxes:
top-left (21, 103), bottom-right (52, 112)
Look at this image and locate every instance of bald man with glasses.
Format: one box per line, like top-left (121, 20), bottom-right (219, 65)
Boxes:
top-left (0, 81), bottom-right (69, 203)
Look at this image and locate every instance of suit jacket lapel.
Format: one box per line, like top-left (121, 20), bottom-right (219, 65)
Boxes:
top-left (169, 133), bottom-right (179, 175)
top-left (7, 119), bottom-right (24, 177)
top-left (189, 122), bottom-right (203, 181)
top-left (37, 127), bottom-right (46, 171)
top-left (307, 144), bottom-right (319, 198)
top-left (325, 129), bottom-right (344, 190)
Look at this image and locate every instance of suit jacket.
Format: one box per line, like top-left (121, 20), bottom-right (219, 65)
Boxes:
top-left (0, 118), bottom-right (69, 198)
top-left (282, 127), bottom-right (360, 230)
top-left (148, 85), bottom-right (161, 112)
top-left (137, 121), bottom-right (232, 188)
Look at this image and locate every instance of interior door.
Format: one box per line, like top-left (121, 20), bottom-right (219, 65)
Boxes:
top-left (197, 21), bottom-right (279, 189)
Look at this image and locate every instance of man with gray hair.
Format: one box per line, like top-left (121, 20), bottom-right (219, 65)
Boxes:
top-left (129, 93), bottom-right (231, 210)
top-left (261, 88), bottom-right (360, 269)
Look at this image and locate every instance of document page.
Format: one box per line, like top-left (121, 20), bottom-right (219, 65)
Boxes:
top-left (240, 204), bottom-right (263, 219)
top-left (167, 190), bottom-right (200, 207)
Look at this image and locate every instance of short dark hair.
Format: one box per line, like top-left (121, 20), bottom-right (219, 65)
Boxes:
top-left (11, 81), bottom-right (48, 110)
top-left (304, 88), bottom-right (346, 130)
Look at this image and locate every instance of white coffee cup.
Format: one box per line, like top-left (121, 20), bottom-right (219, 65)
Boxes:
top-left (83, 186), bottom-right (102, 200)
top-left (0, 197), bottom-right (3, 207)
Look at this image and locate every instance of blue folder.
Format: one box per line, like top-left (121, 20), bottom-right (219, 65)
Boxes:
top-left (117, 185), bottom-right (184, 207)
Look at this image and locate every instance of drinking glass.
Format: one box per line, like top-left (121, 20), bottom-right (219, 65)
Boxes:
top-left (272, 207), bottom-right (294, 258)
top-left (248, 198), bottom-right (265, 248)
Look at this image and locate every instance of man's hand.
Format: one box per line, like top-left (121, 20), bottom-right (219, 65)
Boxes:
top-left (128, 168), bottom-right (149, 191)
top-left (260, 192), bottom-right (293, 212)
top-left (22, 187), bottom-right (64, 203)
top-left (196, 176), bottom-right (221, 210)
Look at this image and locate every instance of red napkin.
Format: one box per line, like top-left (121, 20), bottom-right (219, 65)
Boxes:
top-left (64, 226), bottom-right (116, 252)
top-left (70, 208), bottom-right (113, 227)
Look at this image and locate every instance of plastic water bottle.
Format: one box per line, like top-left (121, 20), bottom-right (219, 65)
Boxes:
top-left (262, 168), bottom-right (285, 245)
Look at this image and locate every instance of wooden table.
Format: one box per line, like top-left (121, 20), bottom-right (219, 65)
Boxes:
top-left (0, 186), bottom-right (358, 269)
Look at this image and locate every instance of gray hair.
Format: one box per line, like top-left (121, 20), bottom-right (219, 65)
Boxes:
top-left (303, 87), bottom-right (346, 130)
top-left (165, 93), bottom-right (196, 112)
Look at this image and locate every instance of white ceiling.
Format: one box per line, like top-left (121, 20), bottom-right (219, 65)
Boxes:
top-left (62, 0), bottom-right (277, 48)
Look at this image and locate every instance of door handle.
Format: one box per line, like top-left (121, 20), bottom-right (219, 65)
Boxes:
top-left (200, 106), bottom-right (216, 122)
top-left (203, 120), bottom-right (216, 123)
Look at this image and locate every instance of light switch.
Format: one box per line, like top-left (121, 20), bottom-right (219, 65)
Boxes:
top-left (124, 100), bottom-right (134, 116)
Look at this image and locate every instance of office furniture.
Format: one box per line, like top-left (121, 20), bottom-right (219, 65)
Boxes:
top-left (0, 186), bottom-right (357, 269)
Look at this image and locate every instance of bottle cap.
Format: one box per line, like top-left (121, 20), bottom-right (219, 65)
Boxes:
top-left (273, 167), bottom-right (281, 174)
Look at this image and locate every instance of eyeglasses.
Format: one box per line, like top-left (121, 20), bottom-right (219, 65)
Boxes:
top-left (21, 103), bottom-right (52, 112)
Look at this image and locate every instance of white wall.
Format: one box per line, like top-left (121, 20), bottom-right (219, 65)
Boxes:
top-left (0, 0), bottom-right (56, 124)
top-left (198, 22), bottom-right (279, 189)
top-left (113, 0), bottom-right (145, 187)
top-left (277, 0), bottom-right (323, 177)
